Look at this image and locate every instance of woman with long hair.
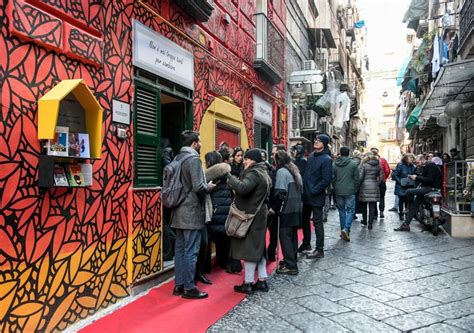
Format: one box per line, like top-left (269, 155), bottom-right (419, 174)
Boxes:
top-left (272, 150), bottom-right (302, 275)
top-left (392, 153), bottom-right (416, 221)
top-left (230, 147), bottom-right (244, 177)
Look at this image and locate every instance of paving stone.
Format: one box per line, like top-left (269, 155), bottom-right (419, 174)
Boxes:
top-left (326, 265), bottom-right (368, 278)
top-left (325, 275), bottom-right (353, 287)
top-left (304, 283), bottom-right (358, 302)
top-left (347, 260), bottom-right (392, 275)
top-left (292, 269), bottom-right (333, 286)
top-left (251, 297), bottom-right (307, 318)
top-left (294, 295), bottom-right (351, 317)
top-left (351, 273), bottom-right (398, 287)
top-left (421, 263), bottom-right (459, 274)
top-left (424, 300), bottom-right (474, 320)
top-left (337, 296), bottom-right (405, 320)
top-left (460, 254), bottom-right (474, 262)
top-left (386, 296), bottom-right (441, 312)
top-left (445, 314), bottom-right (474, 331)
top-left (286, 312), bottom-right (350, 332)
top-left (330, 312), bottom-right (400, 332)
top-left (441, 259), bottom-right (474, 270)
top-left (381, 267), bottom-right (438, 281)
top-left (383, 311), bottom-right (442, 331)
top-left (379, 260), bottom-right (419, 272)
top-left (413, 323), bottom-right (469, 332)
top-left (343, 283), bottom-right (401, 302)
top-left (380, 281), bottom-right (441, 297)
top-left (422, 288), bottom-right (474, 303)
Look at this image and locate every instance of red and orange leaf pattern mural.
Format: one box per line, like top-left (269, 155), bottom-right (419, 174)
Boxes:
top-left (0, 0), bottom-right (286, 331)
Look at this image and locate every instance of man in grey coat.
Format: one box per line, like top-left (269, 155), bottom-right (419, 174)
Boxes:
top-left (333, 147), bottom-right (360, 241)
top-left (171, 131), bottom-right (215, 299)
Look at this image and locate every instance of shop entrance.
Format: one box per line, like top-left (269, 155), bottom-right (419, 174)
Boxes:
top-left (254, 120), bottom-right (272, 159)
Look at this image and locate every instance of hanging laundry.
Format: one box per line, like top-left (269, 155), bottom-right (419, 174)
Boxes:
top-left (432, 33), bottom-right (440, 79)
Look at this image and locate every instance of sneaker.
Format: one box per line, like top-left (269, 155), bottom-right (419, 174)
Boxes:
top-left (388, 207), bottom-right (398, 212)
top-left (380, 213), bottom-right (384, 218)
top-left (302, 248), bottom-right (314, 255)
top-left (306, 250), bottom-right (324, 259)
top-left (368, 224), bottom-right (373, 230)
top-left (276, 266), bottom-right (299, 275)
top-left (341, 229), bottom-right (350, 241)
top-left (251, 280), bottom-right (269, 292)
top-left (394, 223), bottom-right (410, 232)
top-left (234, 282), bottom-right (253, 294)
top-left (297, 244), bottom-right (312, 253)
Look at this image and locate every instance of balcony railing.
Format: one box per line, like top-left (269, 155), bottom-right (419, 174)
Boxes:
top-left (254, 13), bottom-right (284, 84)
top-left (460, 0), bottom-right (474, 48)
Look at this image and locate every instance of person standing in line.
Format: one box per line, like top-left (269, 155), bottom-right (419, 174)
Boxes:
top-left (302, 134), bottom-right (333, 259)
top-left (371, 147), bottom-right (391, 219)
top-left (358, 152), bottom-right (384, 230)
top-left (352, 150), bottom-right (363, 220)
top-left (291, 144), bottom-right (312, 253)
top-left (230, 147), bottom-right (244, 177)
top-left (171, 131), bottom-right (215, 299)
top-left (262, 147), bottom-right (278, 262)
top-left (392, 153), bottom-right (416, 222)
top-left (333, 147), bottom-right (360, 241)
top-left (228, 149), bottom-right (271, 294)
top-left (272, 150), bottom-right (303, 275)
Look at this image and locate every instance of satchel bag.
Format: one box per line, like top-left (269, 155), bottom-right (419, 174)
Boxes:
top-left (225, 179), bottom-right (269, 238)
top-left (401, 177), bottom-right (416, 188)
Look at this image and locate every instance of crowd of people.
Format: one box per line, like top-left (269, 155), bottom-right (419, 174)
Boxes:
top-left (166, 130), bottom-right (446, 300)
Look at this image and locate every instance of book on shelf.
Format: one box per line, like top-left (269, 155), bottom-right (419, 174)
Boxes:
top-left (47, 126), bottom-right (69, 157)
top-left (66, 164), bottom-right (85, 187)
top-left (80, 163), bottom-right (93, 186)
top-left (53, 165), bottom-right (69, 186)
top-left (68, 133), bottom-right (90, 158)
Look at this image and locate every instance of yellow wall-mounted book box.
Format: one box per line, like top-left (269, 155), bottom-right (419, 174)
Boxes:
top-left (38, 79), bottom-right (103, 159)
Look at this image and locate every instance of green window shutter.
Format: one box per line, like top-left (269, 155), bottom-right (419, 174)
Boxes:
top-left (134, 81), bottom-right (161, 187)
top-left (254, 121), bottom-right (261, 148)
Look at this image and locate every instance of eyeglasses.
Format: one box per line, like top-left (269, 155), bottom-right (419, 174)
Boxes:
top-left (314, 139), bottom-right (322, 143)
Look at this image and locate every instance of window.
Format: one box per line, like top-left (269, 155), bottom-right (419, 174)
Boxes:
top-left (134, 80), bottom-right (161, 187)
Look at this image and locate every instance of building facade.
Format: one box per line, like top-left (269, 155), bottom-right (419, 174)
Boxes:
top-left (0, 0), bottom-right (286, 331)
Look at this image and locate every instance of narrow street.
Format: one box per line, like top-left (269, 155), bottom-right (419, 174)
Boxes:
top-left (210, 182), bottom-right (474, 332)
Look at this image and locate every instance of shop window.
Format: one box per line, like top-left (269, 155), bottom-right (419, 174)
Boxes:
top-left (254, 120), bottom-right (272, 159)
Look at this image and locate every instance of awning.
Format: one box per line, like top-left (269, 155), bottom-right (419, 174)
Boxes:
top-left (419, 59), bottom-right (474, 121)
top-left (405, 103), bottom-right (423, 132)
top-left (309, 28), bottom-right (337, 49)
top-left (403, 0), bottom-right (428, 23)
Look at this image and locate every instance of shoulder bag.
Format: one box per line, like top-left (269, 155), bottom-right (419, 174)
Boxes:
top-left (225, 175), bottom-right (269, 238)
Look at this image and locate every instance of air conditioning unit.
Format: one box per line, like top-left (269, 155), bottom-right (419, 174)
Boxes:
top-left (303, 60), bottom-right (316, 70)
top-left (291, 109), bottom-right (299, 129)
top-left (301, 110), bottom-right (318, 130)
top-left (320, 121), bottom-right (333, 137)
top-left (292, 129), bottom-right (301, 137)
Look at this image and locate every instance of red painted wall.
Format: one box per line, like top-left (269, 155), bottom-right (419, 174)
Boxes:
top-left (0, 0), bottom-right (286, 331)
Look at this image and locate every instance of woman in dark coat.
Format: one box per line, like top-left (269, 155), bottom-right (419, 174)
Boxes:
top-left (392, 153), bottom-right (416, 221)
top-left (230, 147), bottom-right (244, 177)
top-left (228, 149), bottom-right (270, 294)
top-left (359, 152), bottom-right (384, 229)
top-left (272, 150), bottom-right (302, 275)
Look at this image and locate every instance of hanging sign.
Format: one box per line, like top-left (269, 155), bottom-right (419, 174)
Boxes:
top-left (253, 94), bottom-right (272, 126)
top-left (133, 20), bottom-right (194, 90)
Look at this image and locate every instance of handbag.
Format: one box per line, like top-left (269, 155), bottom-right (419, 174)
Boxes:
top-left (401, 177), bottom-right (416, 188)
top-left (225, 179), bottom-right (269, 238)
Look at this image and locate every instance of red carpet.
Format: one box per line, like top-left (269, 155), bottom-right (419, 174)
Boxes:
top-left (79, 230), bottom-right (297, 333)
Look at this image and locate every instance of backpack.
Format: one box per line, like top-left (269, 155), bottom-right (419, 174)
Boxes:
top-left (162, 153), bottom-right (197, 209)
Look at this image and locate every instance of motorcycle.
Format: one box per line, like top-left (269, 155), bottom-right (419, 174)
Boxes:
top-left (415, 189), bottom-right (444, 236)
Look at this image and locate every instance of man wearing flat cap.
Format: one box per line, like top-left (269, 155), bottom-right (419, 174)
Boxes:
top-left (302, 134), bottom-right (333, 259)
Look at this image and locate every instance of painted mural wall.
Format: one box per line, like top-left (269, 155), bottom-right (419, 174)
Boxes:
top-left (0, 0), bottom-right (287, 331)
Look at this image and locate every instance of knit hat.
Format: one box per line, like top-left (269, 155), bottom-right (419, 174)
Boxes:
top-left (316, 134), bottom-right (330, 148)
top-left (244, 148), bottom-right (263, 163)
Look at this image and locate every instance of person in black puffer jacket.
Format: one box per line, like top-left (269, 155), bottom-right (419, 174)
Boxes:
top-left (204, 151), bottom-right (242, 273)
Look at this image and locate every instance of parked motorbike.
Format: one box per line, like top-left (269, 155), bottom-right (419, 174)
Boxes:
top-left (415, 189), bottom-right (444, 236)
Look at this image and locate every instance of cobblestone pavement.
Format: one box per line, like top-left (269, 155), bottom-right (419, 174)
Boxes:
top-left (209, 183), bottom-right (474, 332)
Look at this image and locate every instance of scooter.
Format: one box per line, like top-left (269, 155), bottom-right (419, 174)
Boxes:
top-left (415, 189), bottom-right (444, 236)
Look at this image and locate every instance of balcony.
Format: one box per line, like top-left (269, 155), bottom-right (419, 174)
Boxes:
top-left (254, 13), bottom-right (284, 84)
top-left (459, 0), bottom-right (474, 58)
top-left (175, 0), bottom-right (215, 22)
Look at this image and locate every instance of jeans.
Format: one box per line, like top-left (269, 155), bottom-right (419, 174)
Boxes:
top-left (405, 186), bottom-right (433, 224)
top-left (360, 202), bottom-right (376, 226)
top-left (323, 196), bottom-right (330, 219)
top-left (174, 229), bottom-right (201, 291)
top-left (279, 227), bottom-right (298, 269)
top-left (301, 203), bottom-right (312, 247)
top-left (312, 206), bottom-right (324, 252)
top-left (375, 182), bottom-right (387, 216)
top-left (335, 195), bottom-right (356, 232)
top-left (398, 195), bottom-right (407, 215)
top-left (196, 227), bottom-right (209, 275)
top-left (244, 257), bottom-right (267, 283)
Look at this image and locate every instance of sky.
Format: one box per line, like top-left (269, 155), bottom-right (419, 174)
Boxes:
top-left (357, 0), bottom-right (412, 72)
